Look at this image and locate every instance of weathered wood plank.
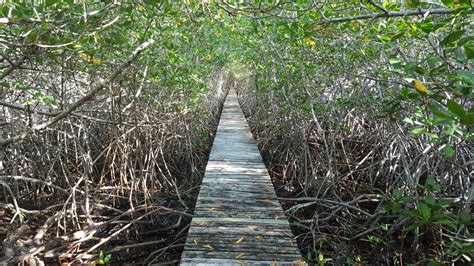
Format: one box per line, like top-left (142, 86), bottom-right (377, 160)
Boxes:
top-left (180, 90), bottom-right (304, 265)
top-left (180, 258), bottom-right (306, 266)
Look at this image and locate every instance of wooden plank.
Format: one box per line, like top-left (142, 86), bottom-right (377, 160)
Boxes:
top-left (180, 258), bottom-right (306, 266)
top-left (180, 90), bottom-right (305, 265)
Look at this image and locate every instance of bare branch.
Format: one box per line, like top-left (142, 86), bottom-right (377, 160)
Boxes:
top-left (316, 8), bottom-right (473, 24)
top-left (367, 0), bottom-right (389, 14)
top-left (0, 175), bottom-right (69, 195)
top-left (0, 39), bottom-right (155, 147)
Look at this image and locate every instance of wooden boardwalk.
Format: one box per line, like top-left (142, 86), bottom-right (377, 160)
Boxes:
top-left (180, 90), bottom-right (304, 265)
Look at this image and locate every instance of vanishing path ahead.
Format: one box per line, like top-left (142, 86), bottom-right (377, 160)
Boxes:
top-left (180, 90), bottom-right (304, 265)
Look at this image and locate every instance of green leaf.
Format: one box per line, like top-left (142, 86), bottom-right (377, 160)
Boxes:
top-left (441, 0), bottom-right (455, 9)
top-left (441, 30), bottom-right (465, 46)
top-left (393, 189), bottom-right (403, 200)
top-left (457, 70), bottom-right (474, 85)
top-left (404, 222), bottom-right (423, 231)
top-left (427, 103), bottom-right (452, 118)
top-left (464, 41), bottom-right (474, 59)
top-left (426, 133), bottom-right (439, 139)
top-left (44, 0), bottom-right (57, 7)
top-left (164, 3), bottom-right (172, 12)
top-left (460, 112), bottom-right (474, 125)
top-left (434, 219), bottom-right (457, 230)
top-left (417, 202), bottom-right (431, 222)
top-left (144, 0), bottom-right (161, 4)
top-left (403, 117), bottom-right (414, 125)
top-left (438, 198), bottom-right (454, 207)
top-left (447, 99), bottom-right (465, 117)
top-left (425, 176), bottom-right (439, 191)
top-left (420, 21), bottom-right (434, 33)
top-left (410, 127), bottom-right (427, 136)
top-left (459, 0), bottom-right (472, 9)
top-left (378, 35), bottom-right (391, 42)
top-left (423, 195), bottom-right (437, 207)
top-left (459, 211), bottom-right (472, 224)
top-left (443, 144), bottom-right (455, 157)
top-left (389, 57), bottom-right (402, 68)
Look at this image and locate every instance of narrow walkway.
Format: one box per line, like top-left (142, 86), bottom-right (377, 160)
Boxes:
top-left (180, 90), bottom-right (304, 265)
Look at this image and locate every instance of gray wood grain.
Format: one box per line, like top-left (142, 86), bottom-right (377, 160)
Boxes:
top-left (180, 90), bottom-right (305, 265)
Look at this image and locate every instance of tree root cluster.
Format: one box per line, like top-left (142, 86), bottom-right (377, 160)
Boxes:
top-left (237, 85), bottom-right (473, 264)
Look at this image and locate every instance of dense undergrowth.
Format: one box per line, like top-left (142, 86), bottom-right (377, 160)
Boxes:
top-left (1, 0), bottom-right (473, 264)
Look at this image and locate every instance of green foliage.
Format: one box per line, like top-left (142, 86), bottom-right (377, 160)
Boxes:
top-left (382, 177), bottom-right (474, 263)
top-left (96, 250), bottom-right (112, 265)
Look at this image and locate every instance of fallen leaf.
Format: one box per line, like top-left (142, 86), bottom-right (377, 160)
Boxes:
top-left (254, 235), bottom-right (262, 240)
top-left (202, 244), bottom-right (214, 250)
top-left (196, 221), bottom-right (207, 227)
top-left (261, 199), bottom-right (274, 204)
top-left (293, 259), bottom-right (306, 264)
top-left (235, 253), bottom-right (245, 259)
top-left (193, 239), bottom-right (198, 245)
top-left (244, 214), bottom-right (252, 219)
top-left (235, 236), bottom-right (245, 245)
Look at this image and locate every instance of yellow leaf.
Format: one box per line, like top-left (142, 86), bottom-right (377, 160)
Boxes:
top-left (254, 235), bottom-right (262, 240)
top-left (270, 261), bottom-right (278, 266)
top-left (78, 52), bottom-right (102, 65)
top-left (202, 244), bottom-right (214, 250)
top-left (193, 239), bottom-right (198, 245)
top-left (235, 236), bottom-right (245, 245)
top-left (78, 53), bottom-right (92, 61)
top-left (235, 253), bottom-right (245, 259)
top-left (196, 221), bottom-right (207, 227)
top-left (91, 57), bottom-right (102, 65)
top-left (413, 79), bottom-right (428, 94)
top-left (293, 259), bottom-right (306, 264)
top-left (304, 37), bottom-right (316, 46)
top-left (94, 32), bottom-right (101, 40)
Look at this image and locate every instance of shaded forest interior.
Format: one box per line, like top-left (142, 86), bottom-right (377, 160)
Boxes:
top-left (0, 1), bottom-right (473, 265)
